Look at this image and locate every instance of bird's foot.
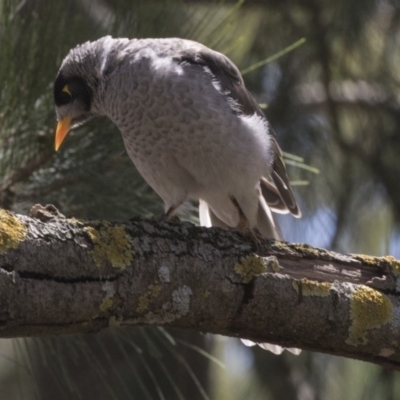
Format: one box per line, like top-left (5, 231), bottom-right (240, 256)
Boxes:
top-left (158, 204), bottom-right (182, 223)
top-left (239, 228), bottom-right (274, 253)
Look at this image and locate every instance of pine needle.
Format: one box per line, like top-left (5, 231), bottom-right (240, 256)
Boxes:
top-left (241, 38), bottom-right (306, 76)
top-left (285, 159), bottom-right (320, 174)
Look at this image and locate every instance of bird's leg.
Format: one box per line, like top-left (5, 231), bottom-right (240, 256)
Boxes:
top-left (230, 196), bottom-right (267, 249)
top-left (230, 196), bottom-right (250, 231)
top-left (159, 204), bottom-right (181, 222)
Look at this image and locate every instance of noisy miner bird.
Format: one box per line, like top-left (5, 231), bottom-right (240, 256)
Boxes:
top-left (54, 36), bottom-right (301, 354)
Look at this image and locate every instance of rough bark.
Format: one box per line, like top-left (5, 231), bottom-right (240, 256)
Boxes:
top-left (0, 205), bottom-right (400, 370)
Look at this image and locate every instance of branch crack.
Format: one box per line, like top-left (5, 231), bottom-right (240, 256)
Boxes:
top-left (13, 270), bottom-right (122, 284)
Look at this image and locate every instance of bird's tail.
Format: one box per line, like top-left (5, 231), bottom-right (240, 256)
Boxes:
top-left (254, 192), bottom-right (283, 239)
top-left (198, 193), bottom-right (282, 240)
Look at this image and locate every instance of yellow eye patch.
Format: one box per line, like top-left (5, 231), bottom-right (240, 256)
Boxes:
top-left (62, 85), bottom-right (71, 96)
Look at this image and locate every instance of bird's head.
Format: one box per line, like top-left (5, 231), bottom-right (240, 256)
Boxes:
top-left (53, 36), bottom-right (129, 150)
top-left (54, 71), bottom-right (94, 150)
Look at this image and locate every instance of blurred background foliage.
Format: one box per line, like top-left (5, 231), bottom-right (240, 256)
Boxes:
top-left (1, 0), bottom-right (400, 398)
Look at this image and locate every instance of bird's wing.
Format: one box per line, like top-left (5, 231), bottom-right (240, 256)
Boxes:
top-left (174, 46), bottom-right (301, 217)
top-left (268, 129), bottom-right (301, 217)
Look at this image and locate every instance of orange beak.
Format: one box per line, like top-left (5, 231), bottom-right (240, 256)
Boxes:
top-left (55, 117), bottom-right (72, 151)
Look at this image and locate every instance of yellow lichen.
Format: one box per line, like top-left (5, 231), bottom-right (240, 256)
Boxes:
top-left (293, 243), bottom-right (320, 257)
top-left (271, 241), bottom-right (322, 257)
top-left (384, 256), bottom-right (400, 275)
top-left (84, 223), bottom-right (133, 269)
top-left (0, 210), bottom-right (27, 254)
top-left (100, 297), bottom-right (113, 312)
top-left (68, 217), bottom-right (84, 226)
top-left (292, 278), bottom-right (332, 297)
top-left (204, 290), bottom-right (211, 298)
top-left (347, 285), bottom-right (393, 346)
top-left (235, 255), bottom-right (267, 283)
top-left (270, 241), bottom-right (296, 255)
top-left (353, 254), bottom-right (381, 266)
top-left (136, 284), bottom-right (162, 313)
top-left (265, 256), bottom-right (281, 272)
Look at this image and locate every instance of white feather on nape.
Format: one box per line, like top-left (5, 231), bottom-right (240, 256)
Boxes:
top-left (199, 200), bottom-right (212, 227)
top-left (93, 36), bottom-right (130, 79)
top-left (98, 36), bottom-right (117, 74)
top-left (153, 56), bottom-right (184, 76)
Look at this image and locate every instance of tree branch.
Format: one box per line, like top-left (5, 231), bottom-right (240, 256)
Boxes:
top-left (1, 205), bottom-right (400, 370)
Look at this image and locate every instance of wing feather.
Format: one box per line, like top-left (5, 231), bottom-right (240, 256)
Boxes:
top-left (175, 46), bottom-right (301, 217)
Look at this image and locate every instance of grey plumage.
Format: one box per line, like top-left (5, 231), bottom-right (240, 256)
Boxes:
top-left (54, 36), bottom-right (300, 243)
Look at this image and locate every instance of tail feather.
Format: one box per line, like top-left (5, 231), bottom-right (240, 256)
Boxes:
top-left (199, 199), bottom-right (212, 228)
top-left (241, 339), bottom-right (301, 355)
top-left (199, 194), bottom-right (282, 240)
top-left (199, 199), bottom-right (230, 229)
top-left (255, 192), bottom-right (282, 240)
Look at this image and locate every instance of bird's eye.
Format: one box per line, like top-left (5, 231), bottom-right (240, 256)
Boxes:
top-left (59, 84), bottom-right (73, 103)
top-left (62, 85), bottom-right (71, 96)
top-left (54, 75), bottom-right (91, 108)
